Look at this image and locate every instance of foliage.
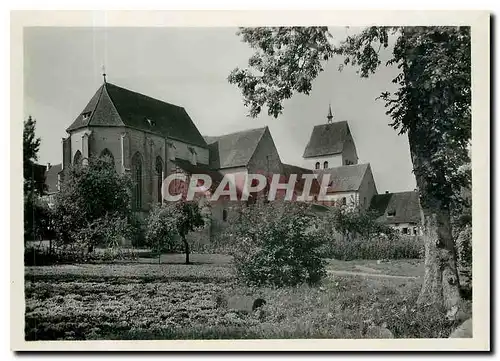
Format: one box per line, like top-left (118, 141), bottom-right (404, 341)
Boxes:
top-left (128, 214), bottom-right (148, 248)
top-left (319, 232), bottom-right (422, 261)
top-left (72, 214), bottom-right (133, 249)
top-left (24, 195), bottom-right (55, 242)
top-left (313, 207), bottom-right (420, 260)
top-left (146, 200), bottom-right (206, 263)
top-left (455, 225), bottom-right (472, 287)
top-left (228, 201), bottom-right (326, 287)
top-left (52, 156), bottom-right (133, 246)
top-left (339, 26), bottom-right (471, 207)
top-left (228, 27), bottom-right (335, 117)
top-left (24, 245), bottom-right (140, 266)
top-left (23, 115), bottom-right (49, 241)
top-left (327, 206), bottom-right (398, 241)
top-left (23, 115), bottom-right (43, 194)
top-left (145, 203), bottom-right (180, 253)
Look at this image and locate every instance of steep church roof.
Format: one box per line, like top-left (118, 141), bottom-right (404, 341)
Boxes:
top-left (369, 191), bottom-right (422, 224)
top-left (66, 82), bottom-right (207, 148)
top-left (203, 127), bottom-right (267, 169)
top-left (314, 163), bottom-right (371, 192)
top-left (303, 121), bottom-right (352, 158)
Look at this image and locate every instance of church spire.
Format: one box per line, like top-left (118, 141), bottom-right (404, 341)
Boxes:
top-left (102, 65), bottom-right (107, 83)
top-left (327, 103), bottom-right (333, 123)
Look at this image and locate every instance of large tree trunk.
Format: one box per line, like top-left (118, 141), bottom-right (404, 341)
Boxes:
top-left (417, 205), bottom-right (461, 311)
top-left (409, 128), bottom-right (461, 312)
top-left (182, 236), bottom-right (190, 265)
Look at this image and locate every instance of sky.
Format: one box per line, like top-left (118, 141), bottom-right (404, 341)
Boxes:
top-left (23, 26), bottom-right (416, 193)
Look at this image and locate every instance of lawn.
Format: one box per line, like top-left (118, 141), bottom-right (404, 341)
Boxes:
top-left (24, 255), bottom-right (471, 340)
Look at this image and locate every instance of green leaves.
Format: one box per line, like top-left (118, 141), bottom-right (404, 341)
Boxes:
top-left (228, 27), bottom-right (334, 118)
top-left (229, 202), bottom-right (327, 287)
top-left (52, 156), bottom-right (134, 246)
top-left (145, 200), bottom-right (205, 254)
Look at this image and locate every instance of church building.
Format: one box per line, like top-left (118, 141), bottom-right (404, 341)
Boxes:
top-left (44, 80), bottom-right (420, 238)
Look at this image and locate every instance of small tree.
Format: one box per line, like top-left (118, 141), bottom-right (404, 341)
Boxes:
top-left (146, 200), bottom-right (205, 264)
top-left (23, 115), bottom-right (46, 241)
top-left (228, 201), bottom-right (327, 287)
top-left (146, 203), bottom-right (180, 262)
top-left (53, 156), bottom-right (133, 249)
top-left (23, 115), bottom-right (42, 194)
top-left (328, 206), bottom-right (398, 242)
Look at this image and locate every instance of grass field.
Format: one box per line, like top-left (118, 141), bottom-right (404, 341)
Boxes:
top-left (24, 255), bottom-right (471, 340)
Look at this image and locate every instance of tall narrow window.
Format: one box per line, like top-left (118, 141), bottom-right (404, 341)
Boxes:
top-left (315, 162), bottom-right (320, 170)
top-left (323, 161), bottom-right (328, 169)
top-left (73, 150), bottom-right (82, 166)
top-left (131, 152), bottom-right (143, 210)
top-left (155, 156), bottom-right (163, 203)
top-left (341, 197), bottom-right (346, 205)
top-left (100, 148), bottom-right (115, 168)
top-left (222, 209), bottom-right (228, 222)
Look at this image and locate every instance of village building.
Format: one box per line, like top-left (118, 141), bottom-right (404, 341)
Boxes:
top-left (369, 191), bottom-right (422, 236)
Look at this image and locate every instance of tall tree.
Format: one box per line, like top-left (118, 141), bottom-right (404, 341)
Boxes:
top-left (229, 26), bottom-right (471, 313)
top-left (23, 115), bottom-right (43, 194)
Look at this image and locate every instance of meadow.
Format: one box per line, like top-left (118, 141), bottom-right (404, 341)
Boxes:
top-left (24, 254), bottom-right (471, 340)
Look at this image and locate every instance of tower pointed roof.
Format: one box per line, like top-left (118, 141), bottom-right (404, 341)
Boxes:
top-left (327, 104), bottom-right (333, 123)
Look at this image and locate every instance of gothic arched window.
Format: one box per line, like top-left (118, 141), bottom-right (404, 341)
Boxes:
top-left (341, 197), bottom-right (347, 206)
top-left (222, 209), bottom-right (228, 222)
top-left (155, 156), bottom-right (163, 203)
top-left (73, 150), bottom-right (82, 166)
top-left (323, 161), bottom-right (329, 169)
top-left (100, 148), bottom-right (115, 168)
top-left (99, 148), bottom-right (115, 164)
top-left (315, 162), bottom-right (320, 170)
top-left (131, 152), bottom-right (143, 210)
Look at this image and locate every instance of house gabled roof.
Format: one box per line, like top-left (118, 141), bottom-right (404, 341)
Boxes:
top-left (303, 121), bottom-right (351, 158)
top-left (44, 163), bottom-right (62, 194)
top-left (203, 127), bottom-right (267, 169)
top-left (66, 82), bottom-right (207, 148)
top-left (314, 163), bottom-right (370, 193)
top-left (369, 191), bottom-right (422, 224)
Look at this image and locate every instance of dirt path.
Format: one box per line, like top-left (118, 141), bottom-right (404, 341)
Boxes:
top-left (327, 269), bottom-right (419, 279)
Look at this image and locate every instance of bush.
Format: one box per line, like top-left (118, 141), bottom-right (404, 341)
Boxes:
top-left (317, 207), bottom-right (422, 260)
top-left (229, 201), bottom-right (327, 287)
top-left (52, 156), bottom-right (133, 247)
top-left (24, 245), bottom-right (139, 266)
top-left (319, 232), bottom-right (423, 260)
top-left (129, 214), bottom-right (147, 248)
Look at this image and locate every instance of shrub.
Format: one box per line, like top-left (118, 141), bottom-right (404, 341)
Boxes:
top-left (319, 231), bottom-right (423, 260)
top-left (229, 201), bottom-right (326, 287)
top-left (52, 156), bottom-right (133, 247)
top-left (129, 214), bottom-right (147, 248)
top-left (24, 245), bottom-right (139, 266)
top-left (317, 207), bottom-right (422, 260)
